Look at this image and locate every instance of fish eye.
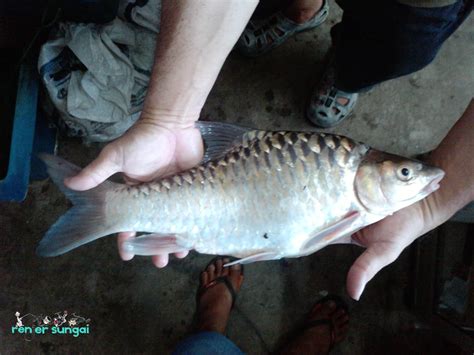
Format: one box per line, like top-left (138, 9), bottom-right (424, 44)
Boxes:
top-left (397, 167), bottom-right (412, 181)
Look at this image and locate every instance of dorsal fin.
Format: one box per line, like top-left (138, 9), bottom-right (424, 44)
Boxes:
top-left (195, 121), bottom-right (252, 163)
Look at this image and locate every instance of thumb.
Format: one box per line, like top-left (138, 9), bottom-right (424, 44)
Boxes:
top-left (64, 145), bottom-right (122, 191)
top-left (346, 243), bottom-right (402, 301)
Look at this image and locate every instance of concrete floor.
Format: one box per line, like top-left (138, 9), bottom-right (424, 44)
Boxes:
top-left (1, 2), bottom-right (473, 354)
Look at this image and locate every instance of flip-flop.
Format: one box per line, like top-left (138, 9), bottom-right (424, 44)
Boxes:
top-left (196, 256), bottom-right (244, 310)
top-left (302, 294), bottom-right (349, 352)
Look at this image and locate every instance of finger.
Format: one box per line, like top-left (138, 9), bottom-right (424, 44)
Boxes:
top-left (346, 244), bottom-right (402, 301)
top-left (152, 254), bottom-right (169, 268)
top-left (64, 145), bottom-right (121, 191)
top-left (118, 232), bottom-right (136, 261)
top-left (174, 251), bottom-right (189, 259)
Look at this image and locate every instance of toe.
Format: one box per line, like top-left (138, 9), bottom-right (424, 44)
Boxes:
top-left (332, 308), bottom-right (346, 320)
top-left (229, 263), bottom-right (241, 276)
top-left (337, 97), bottom-right (349, 106)
top-left (215, 258), bottom-right (223, 277)
top-left (335, 311), bottom-right (349, 325)
top-left (222, 258), bottom-right (231, 276)
top-left (229, 263), bottom-right (244, 291)
top-left (206, 263), bottom-right (216, 281)
top-left (308, 300), bottom-right (337, 324)
top-left (320, 300), bottom-right (337, 317)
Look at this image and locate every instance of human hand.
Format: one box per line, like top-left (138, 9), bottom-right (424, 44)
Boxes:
top-left (65, 119), bottom-right (203, 267)
top-left (345, 201), bottom-right (428, 301)
top-left (347, 100), bottom-right (474, 301)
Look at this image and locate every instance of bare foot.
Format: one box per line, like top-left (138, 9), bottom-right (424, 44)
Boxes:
top-left (279, 299), bottom-right (349, 354)
top-left (196, 258), bottom-right (244, 334)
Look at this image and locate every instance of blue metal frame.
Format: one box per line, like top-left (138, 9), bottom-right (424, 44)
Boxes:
top-left (0, 64), bottom-right (39, 201)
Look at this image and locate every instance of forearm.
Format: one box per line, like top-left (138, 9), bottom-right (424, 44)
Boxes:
top-left (141, 0), bottom-right (258, 128)
top-left (421, 99), bottom-right (474, 229)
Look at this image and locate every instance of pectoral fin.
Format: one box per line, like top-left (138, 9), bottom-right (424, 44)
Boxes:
top-left (223, 251), bottom-right (279, 267)
top-left (327, 229), bottom-right (364, 247)
top-left (300, 211), bottom-right (360, 255)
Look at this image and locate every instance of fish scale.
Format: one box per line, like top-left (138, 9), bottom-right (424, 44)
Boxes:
top-left (37, 121), bottom-right (444, 262)
top-left (105, 130), bottom-right (367, 258)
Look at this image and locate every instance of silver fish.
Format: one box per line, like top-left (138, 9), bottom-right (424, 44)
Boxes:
top-left (37, 121), bottom-right (444, 265)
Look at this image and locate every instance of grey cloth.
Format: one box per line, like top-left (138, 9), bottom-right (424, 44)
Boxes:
top-left (38, 0), bottom-right (161, 142)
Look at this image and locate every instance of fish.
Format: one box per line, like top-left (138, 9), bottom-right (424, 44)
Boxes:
top-left (36, 121), bottom-right (445, 265)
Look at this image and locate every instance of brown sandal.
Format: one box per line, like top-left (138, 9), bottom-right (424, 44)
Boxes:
top-left (196, 257), bottom-right (244, 309)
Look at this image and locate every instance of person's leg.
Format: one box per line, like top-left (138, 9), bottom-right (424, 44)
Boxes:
top-left (172, 258), bottom-right (244, 355)
top-left (307, 0), bottom-right (472, 127)
top-left (278, 296), bottom-right (349, 354)
top-left (333, 0), bottom-right (471, 92)
top-left (236, 0), bottom-right (329, 57)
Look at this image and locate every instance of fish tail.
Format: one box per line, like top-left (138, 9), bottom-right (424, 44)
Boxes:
top-left (36, 154), bottom-right (116, 257)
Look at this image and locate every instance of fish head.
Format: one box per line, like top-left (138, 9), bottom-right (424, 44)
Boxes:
top-left (354, 150), bottom-right (445, 215)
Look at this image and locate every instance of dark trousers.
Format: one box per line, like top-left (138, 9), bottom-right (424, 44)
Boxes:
top-left (333, 0), bottom-right (472, 92)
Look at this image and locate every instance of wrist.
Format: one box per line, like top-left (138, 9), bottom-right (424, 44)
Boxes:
top-left (138, 108), bottom-right (198, 130)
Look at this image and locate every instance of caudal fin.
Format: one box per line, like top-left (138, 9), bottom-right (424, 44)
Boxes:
top-left (36, 154), bottom-right (117, 257)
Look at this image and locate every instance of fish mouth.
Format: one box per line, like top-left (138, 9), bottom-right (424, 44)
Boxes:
top-left (422, 171), bottom-right (445, 195)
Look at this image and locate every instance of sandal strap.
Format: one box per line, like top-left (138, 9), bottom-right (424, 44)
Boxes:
top-left (303, 294), bottom-right (349, 352)
top-left (197, 276), bottom-right (238, 309)
top-left (307, 58), bottom-right (359, 127)
top-left (320, 87), bottom-right (357, 112)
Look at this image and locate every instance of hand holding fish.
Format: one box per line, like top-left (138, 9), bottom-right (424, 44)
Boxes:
top-left (64, 120), bottom-right (203, 267)
top-left (59, 1), bottom-right (258, 267)
top-left (347, 99), bottom-right (474, 300)
top-left (65, 121), bottom-right (203, 191)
